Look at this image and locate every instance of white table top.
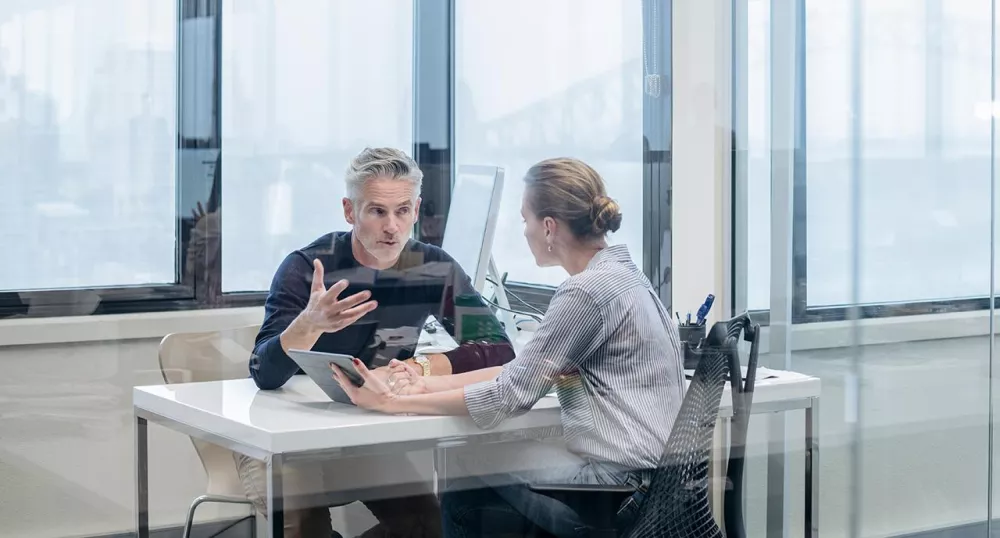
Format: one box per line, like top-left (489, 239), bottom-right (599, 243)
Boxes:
top-left (133, 369), bottom-right (820, 455)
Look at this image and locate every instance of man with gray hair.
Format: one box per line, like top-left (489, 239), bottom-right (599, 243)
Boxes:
top-left (240, 147), bottom-right (515, 537)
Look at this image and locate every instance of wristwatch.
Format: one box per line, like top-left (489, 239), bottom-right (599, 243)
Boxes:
top-left (413, 356), bottom-right (432, 377)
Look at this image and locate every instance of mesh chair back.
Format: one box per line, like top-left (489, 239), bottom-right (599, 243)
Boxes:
top-left (624, 322), bottom-right (731, 538)
top-left (723, 315), bottom-right (760, 538)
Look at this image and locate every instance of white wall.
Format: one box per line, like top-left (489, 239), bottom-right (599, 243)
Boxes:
top-left (0, 335), bottom-right (234, 538)
top-left (671, 0), bottom-right (730, 326)
top-left (0, 309), bottom-right (404, 538)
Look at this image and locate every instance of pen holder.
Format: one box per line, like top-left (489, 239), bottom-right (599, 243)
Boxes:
top-left (678, 322), bottom-right (706, 370)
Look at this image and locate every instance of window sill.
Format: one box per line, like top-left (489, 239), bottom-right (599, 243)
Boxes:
top-left (757, 309), bottom-right (1000, 354)
top-left (0, 307), bottom-right (264, 348)
top-left (5, 301), bottom-right (989, 351)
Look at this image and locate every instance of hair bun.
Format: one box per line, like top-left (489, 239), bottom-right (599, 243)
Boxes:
top-left (591, 195), bottom-right (623, 235)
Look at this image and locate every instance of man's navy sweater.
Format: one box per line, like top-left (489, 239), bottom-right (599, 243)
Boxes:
top-left (250, 231), bottom-right (516, 390)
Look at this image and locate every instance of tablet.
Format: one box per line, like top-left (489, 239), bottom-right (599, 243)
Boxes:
top-left (286, 349), bottom-right (364, 405)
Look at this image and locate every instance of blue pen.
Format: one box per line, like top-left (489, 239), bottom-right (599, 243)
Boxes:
top-left (695, 294), bottom-right (716, 325)
top-left (686, 312), bottom-right (692, 325)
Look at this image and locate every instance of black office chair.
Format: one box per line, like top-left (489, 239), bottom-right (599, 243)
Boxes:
top-left (530, 315), bottom-right (761, 538)
top-left (722, 313), bottom-right (760, 538)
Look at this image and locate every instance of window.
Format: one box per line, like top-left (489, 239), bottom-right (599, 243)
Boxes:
top-left (740, 0), bottom-right (994, 317)
top-left (1, 0), bottom-right (668, 317)
top-left (0, 1), bottom-right (177, 292)
top-left (454, 0), bottom-right (645, 286)
top-left (220, 0), bottom-right (413, 292)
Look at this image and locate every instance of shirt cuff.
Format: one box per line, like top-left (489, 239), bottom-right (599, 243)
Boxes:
top-left (444, 341), bottom-right (515, 374)
top-left (464, 379), bottom-right (503, 429)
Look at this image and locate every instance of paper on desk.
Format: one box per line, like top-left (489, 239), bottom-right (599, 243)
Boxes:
top-left (684, 365), bottom-right (779, 382)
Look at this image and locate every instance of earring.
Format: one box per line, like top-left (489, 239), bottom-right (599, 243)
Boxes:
top-left (547, 244), bottom-right (553, 253)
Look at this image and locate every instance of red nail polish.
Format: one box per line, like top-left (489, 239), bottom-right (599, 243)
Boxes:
top-left (353, 358), bottom-right (361, 365)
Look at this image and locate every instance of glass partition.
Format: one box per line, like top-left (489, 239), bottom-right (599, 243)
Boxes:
top-left (733, 0), bottom-right (999, 535)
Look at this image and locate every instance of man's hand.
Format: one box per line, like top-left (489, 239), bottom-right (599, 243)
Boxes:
top-left (281, 259), bottom-right (378, 353)
top-left (299, 259), bottom-right (377, 332)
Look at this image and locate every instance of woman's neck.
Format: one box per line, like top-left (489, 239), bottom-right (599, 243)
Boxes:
top-left (561, 240), bottom-right (608, 276)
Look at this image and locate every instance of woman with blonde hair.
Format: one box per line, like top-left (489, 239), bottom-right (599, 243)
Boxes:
top-left (332, 157), bottom-right (685, 537)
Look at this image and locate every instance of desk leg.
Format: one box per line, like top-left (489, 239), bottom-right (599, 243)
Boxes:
top-left (135, 415), bottom-right (149, 538)
top-left (805, 398), bottom-right (820, 538)
top-left (267, 454), bottom-right (284, 538)
top-left (434, 447), bottom-right (448, 498)
top-left (765, 412), bottom-right (786, 538)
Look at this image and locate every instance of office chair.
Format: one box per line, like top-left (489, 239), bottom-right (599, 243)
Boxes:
top-left (529, 321), bottom-right (732, 537)
top-left (158, 325), bottom-right (261, 538)
top-left (529, 315), bottom-right (760, 537)
top-left (722, 313), bottom-right (760, 538)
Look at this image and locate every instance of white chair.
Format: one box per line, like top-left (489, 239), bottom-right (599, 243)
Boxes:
top-left (158, 325), bottom-right (261, 538)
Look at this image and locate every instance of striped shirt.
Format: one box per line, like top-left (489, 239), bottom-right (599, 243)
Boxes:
top-left (464, 244), bottom-right (686, 470)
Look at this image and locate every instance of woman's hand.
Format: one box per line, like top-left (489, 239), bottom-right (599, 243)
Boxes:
top-left (330, 358), bottom-right (397, 413)
top-left (387, 359), bottom-right (429, 396)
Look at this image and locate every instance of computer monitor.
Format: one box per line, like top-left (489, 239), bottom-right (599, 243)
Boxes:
top-left (440, 165), bottom-right (504, 290)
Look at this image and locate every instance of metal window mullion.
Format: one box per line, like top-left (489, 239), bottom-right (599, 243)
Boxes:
top-left (731, 0), bottom-right (750, 318)
top-left (643, 0), bottom-right (673, 311)
top-left (413, 0), bottom-right (454, 244)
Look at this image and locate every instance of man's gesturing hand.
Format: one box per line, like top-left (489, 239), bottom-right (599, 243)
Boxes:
top-left (296, 259), bottom-right (378, 334)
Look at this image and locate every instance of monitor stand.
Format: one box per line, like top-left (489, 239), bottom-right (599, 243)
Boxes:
top-left (487, 256), bottom-right (520, 344)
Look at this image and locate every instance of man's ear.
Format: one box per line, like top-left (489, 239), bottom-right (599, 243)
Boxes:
top-left (413, 197), bottom-right (422, 222)
top-left (343, 198), bottom-right (356, 225)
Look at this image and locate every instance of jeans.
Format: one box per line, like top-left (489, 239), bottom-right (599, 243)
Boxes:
top-left (441, 440), bottom-right (633, 538)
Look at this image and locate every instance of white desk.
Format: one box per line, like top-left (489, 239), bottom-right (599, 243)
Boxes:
top-left (133, 371), bottom-right (820, 538)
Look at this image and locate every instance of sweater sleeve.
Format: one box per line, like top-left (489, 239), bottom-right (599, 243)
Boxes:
top-left (249, 252), bottom-right (312, 390)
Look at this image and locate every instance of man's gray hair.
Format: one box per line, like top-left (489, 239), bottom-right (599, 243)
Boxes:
top-left (345, 147), bottom-right (423, 203)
